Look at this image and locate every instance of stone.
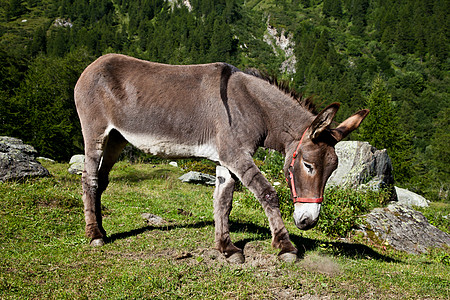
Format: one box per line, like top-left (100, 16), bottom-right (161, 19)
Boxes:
top-left (357, 203), bottom-right (450, 254)
top-left (37, 157), bottom-right (56, 163)
top-left (326, 141), bottom-right (395, 198)
top-left (169, 161), bottom-right (178, 168)
top-left (68, 154), bottom-right (84, 175)
top-left (395, 186), bottom-right (430, 207)
top-left (0, 136), bottom-right (50, 182)
top-left (178, 171), bottom-right (216, 186)
top-left (142, 213), bottom-right (166, 225)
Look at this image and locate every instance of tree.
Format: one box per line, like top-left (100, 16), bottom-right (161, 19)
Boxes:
top-left (208, 16), bottom-right (234, 62)
top-left (323, 0), bottom-right (342, 19)
top-left (8, 50), bottom-right (93, 161)
top-left (429, 108), bottom-right (450, 200)
top-left (5, 0), bottom-right (26, 21)
top-left (357, 76), bottom-right (413, 183)
top-left (30, 25), bottom-right (48, 56)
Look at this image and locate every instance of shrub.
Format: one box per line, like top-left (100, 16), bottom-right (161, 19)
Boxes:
top-left (416, 204), bottom-right (450, 235)
top-left (316, 187), bottom-right (391, 237)
top-left (253, 148), bottom-right (285, 181)
top-left (179, 159), bottom-right (217, 176)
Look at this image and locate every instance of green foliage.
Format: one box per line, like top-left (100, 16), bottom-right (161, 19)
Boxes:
top-left (316, 187), bottom-right (391, 238)
top-left (272, 183), bottom-right (391, 238)
top-left (275, 184), bottom-right (293, 219)
top-left (179, 159), bottom-right (217, 176)
top-left (1, 49), bottom-right (93, 161)
top-left (416, 203), bottom-right (450, 235)
top-left (357, 76), bottom-right (413, 183)
top-left (253, 148), bottom-right (285, 181)
top-left (428, 108), bottom-right (450, 201)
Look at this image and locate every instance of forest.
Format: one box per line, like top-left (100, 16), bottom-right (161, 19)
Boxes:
top-left (0, 0), bottom-right (448, 202)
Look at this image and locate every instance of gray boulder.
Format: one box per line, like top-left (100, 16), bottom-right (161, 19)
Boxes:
top-left (178, 171), bottom-right (216, 186)
top-left (326, 141), bottom-right (395, 197)
top-left (395, 186), bottom-right (430, 207)
top-left (358, 203), bottom-right (450, 254)
top-left (0, 136), bottom-right (50, 181)
top-left (68, 154), bottom-right (85, 175)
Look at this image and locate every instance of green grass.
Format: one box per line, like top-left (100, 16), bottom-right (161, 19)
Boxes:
top-left (0, 161), bottom-right (449, 299)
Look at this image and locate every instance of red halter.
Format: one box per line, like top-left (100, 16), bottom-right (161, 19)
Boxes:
top-left (287, 127), bottom-right (324, 204)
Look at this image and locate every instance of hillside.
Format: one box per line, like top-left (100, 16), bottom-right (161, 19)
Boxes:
top-left (0, 0), bottom-right (449, 201)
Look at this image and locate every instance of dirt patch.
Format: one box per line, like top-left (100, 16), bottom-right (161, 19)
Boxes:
top-left (299, 253), bottom-right (342, 276)
top-left (165, 241), bottom-right (280, 268)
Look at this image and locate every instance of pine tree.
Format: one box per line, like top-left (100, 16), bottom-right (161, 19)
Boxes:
top-left (5, 0), bottom-right (26, 21)
top-left (358, 76), bottom-right (413, 182)
top-left (323, 0), bottom-right (342, 19)
top-left (429, 108), bottom-right (450, 199)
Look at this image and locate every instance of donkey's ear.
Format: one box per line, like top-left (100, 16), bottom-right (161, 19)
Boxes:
top-left (309, 102), bottom-right (340, 141)
top-left (330, 109), bottom-right (370, 142)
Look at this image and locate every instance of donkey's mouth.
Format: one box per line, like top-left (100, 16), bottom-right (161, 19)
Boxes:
top-left (293, 203), bottom-right (321, 230)
top-left (294, 217), bottom-right (319, 230)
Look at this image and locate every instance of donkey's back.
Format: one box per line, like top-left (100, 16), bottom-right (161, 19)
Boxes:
top-left (75, 54), bottom-right (238, 160)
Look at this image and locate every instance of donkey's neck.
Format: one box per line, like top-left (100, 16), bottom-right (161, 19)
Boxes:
top-left (244, 76), bottom-right (315, 155)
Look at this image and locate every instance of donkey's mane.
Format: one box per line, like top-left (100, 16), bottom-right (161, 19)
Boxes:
top-left (244, 68), bottom-right (318, 114)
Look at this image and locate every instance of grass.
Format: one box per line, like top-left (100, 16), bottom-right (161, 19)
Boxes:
top-left (0, 161), bottom-right (449, 299)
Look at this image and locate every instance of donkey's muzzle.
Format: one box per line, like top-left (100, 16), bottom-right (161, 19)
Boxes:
top-left (293, 203), bottom-right (321, 230)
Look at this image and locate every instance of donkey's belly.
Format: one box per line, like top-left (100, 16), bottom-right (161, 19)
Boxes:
top-left (119, 130), bottom-right (219, 161)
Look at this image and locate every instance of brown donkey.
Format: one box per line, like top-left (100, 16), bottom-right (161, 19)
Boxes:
top-left (75, 54), bottom-right (369, 262)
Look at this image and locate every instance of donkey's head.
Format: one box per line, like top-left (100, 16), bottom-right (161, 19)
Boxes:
top-left (284, 103), bottom-right (369, 230)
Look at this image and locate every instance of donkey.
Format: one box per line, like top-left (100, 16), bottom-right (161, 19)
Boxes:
top-left (75, 54), bottom-right (369, 262)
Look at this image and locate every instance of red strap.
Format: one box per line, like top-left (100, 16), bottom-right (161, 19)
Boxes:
top-left (290, 127), bottom-right (309, 168)
top-left (288, 127), bottom-right (323, 204)
top-left (293, 197), bottom-right (324, 204)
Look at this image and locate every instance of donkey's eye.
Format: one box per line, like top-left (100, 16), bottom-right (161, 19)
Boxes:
top-left (303, 162), bottom-right (314, 173)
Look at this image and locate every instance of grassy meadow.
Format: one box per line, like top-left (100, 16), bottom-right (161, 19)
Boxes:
top-left (0, 161), bottom-right (449, 299)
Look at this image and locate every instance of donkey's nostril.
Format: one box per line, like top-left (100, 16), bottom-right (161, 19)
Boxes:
top-left (295, 214), bottom-right (311, 229)
top-left (293, 203), bottom-right (321, 230)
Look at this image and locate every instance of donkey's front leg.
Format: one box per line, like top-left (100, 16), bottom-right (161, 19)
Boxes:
top-left (213, 166), bottom-right (245, 263)
top-left (227, 158), bottom-right (297, 262)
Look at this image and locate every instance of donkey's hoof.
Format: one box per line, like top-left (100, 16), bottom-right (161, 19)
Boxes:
top-left (279, 252), bottom-right (298, 263)
top-left (90, 238), bottom-right (105, 247)
top-left (226, 252), bottom-right (245, 264)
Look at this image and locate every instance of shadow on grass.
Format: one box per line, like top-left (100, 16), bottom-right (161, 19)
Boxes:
top-left (110, 168), bottom-right (175, 182)
top-left (107, 219), bottom-right (397, 262)
top-left (107, 220), bottom-right (215, 244)
top-left (289, 234), bottom-right (398, 262)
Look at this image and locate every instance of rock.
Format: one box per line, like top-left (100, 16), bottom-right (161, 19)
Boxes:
top-left (178, 171), bottom-right (216, 186)
top-left (37, 157), bottom-right (56, 163)
top-left (68, 154), bottom-right (84, 175)
top-left (264, 22), bottom-right (296, 75)
top-left (0, 136), bottom-right (50, 182)
top-left (142, 213), bottom-right (166, 225)
top-left (395, 186), bottom-right (430, 207)
top-left (326, 141), bottom-right (395, 197)
top-left (358, 203), bottom-right (450, 254)
top-left (169, 161), bottom-right (178, 168)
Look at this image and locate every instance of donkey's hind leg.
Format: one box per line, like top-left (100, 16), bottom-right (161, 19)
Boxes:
top-left (213, 166), bottom-right (244, 263)
top-left (83, 129), bottom-right (128, 246)
top-left (94, 130), bottom-right (128, 243)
